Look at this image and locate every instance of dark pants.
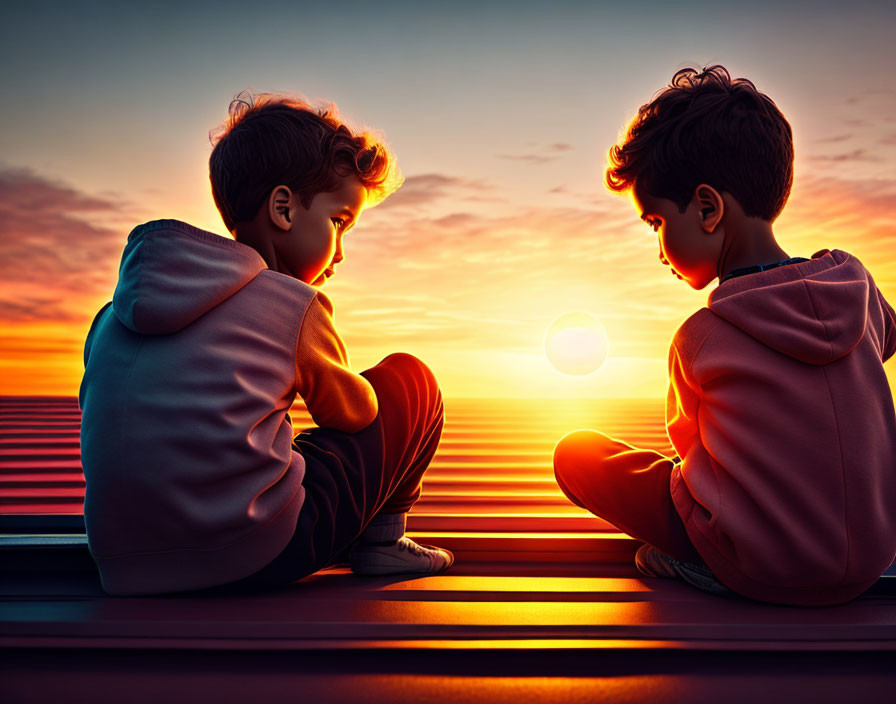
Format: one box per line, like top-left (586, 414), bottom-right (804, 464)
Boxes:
top-left (231, 353), bottom-right (444, 589)
top-left (553, 429), bottom-right (702, 563)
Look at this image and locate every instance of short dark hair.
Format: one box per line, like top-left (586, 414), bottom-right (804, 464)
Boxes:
top-left (209, 92), bottom-right (402, 231)
top-left (606, 65), bottom-right (793, 221)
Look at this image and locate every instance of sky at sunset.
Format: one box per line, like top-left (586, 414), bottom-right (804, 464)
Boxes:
top-left (1, 0), bottom-right (894, 398)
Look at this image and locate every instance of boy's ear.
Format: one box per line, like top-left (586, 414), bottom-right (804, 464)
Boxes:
top-left (695, 184), bottom-right (724, 233)
top-left (268, 185), bottom-right (294, 232)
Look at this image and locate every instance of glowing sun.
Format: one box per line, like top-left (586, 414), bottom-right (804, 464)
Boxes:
top-left (544, 311), bottom-right (609, 376)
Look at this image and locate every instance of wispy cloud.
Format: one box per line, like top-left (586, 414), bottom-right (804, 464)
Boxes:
top-left (778, 172), bottom-right (896, 281)
top-left (806, 149), bottom-right (882, 164)
top-left (0, 167), bottom-right (128, 323)
top-left (496, 142), bottom-right (575, 165)
top-left (496, 153), bottom-right (559, 165)
top-left (377, 172), bottom-right (495, 210)
top-left (815, 134), bottom-right (852, 144)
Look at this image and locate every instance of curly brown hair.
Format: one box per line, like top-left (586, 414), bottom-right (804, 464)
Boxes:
top-left (606, 65), bottom-right (793, 221)
top-left (209, 92), bottom-right (402, 232)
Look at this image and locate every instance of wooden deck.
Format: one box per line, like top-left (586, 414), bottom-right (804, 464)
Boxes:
top-left (2, 396), bottom-right (896, 702)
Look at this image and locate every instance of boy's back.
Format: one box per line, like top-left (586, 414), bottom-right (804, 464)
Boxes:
top-left (80, 220), bottom-right (315, 594)
top-left (667, 249), bottom-right (896, 604)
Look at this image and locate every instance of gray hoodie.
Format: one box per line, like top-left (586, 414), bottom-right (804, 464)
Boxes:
top-left (79, 220), bottom-right (375, 595)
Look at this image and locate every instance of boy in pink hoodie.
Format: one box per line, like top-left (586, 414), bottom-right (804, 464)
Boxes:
top-left (553, 66), bottom-right (896, 606)
top-left (79, 94), bottom-right (453, 595)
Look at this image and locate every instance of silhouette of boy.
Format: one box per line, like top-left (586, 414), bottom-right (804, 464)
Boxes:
top-left (79, 94), bottom-right (452, 595)
top-left (553, 66), bottom-right (896, 605)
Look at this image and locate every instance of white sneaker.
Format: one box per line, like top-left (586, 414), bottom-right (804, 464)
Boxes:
top-left (635, 544), bottom-right (729, 596)
top-left (350, 536), bottom-right (455, 576)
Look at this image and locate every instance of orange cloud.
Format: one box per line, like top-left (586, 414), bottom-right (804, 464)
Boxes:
top-left (0, 167), bottom-right (127, 324)
top-left (0, 168), bottom-right (133, 394)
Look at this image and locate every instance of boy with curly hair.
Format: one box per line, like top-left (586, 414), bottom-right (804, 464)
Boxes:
top-left (553, 66), bottom-right (896, 605)
top-left (79, 94), bottom-right (453, 595)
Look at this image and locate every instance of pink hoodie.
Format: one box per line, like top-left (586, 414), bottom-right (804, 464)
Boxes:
top-left (667, 250), bottom-right (896, 605)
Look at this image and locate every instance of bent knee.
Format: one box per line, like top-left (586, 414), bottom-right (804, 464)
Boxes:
top-left (553, 429), bottom-right (616, 483)
top-left (554, 430), bottom-right (596, 481)
top-left (380, 353), bottom-right (439, 389)
top-left (369, 354), bottom-right (442, 420)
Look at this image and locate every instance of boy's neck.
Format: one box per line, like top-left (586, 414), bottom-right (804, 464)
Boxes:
top-left (233, 224), bottom-right (280, 272)
top-left (717, 216), bottom-right (790, 281)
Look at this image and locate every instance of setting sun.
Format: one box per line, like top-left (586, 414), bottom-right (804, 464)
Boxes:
top-left (544, 312), bottom-right (609, 376)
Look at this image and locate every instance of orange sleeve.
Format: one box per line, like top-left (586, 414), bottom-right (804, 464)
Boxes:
top-left (295, 292), bottom-right (378, 433)
top-left (665, 340), bottom-right (702, 461)
top-left (665, 311), bottom-right (719, 462)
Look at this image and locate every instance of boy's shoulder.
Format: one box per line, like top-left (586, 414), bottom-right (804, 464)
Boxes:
top-left (670, 307), bottom-right (720, 362)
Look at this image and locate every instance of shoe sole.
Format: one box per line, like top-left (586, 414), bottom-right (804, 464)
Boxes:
top-left (635, 544), bottom-right (729, 596)
top-left (351, 545), bottom-right (455, 577)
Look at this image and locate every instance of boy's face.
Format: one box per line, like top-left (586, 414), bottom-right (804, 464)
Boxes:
top-left (283, 176), bottom-right (368, 286)
top-left (632, 183), bottom-right (722, 290)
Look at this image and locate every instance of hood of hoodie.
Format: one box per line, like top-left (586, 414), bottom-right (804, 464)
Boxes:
top-left (709, 250), bottom-right (870, 365)
top-left (112, 220), bottom-right (268, 335)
